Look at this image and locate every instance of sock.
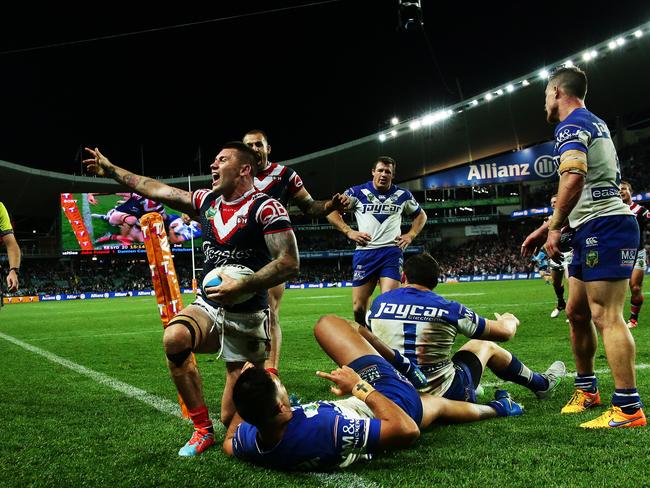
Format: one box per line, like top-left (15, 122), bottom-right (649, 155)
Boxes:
top-left (493, 355), bottom-right (548, 392)
top-left (188, 405), bottom-right (214, 432)
top-left (555, 285), bottom-right (565, 305)
top-left (631, 295), bottom-right (644, 321)
top-left (390, 349), bottom-right (415, 375)
top-left (612, 388), bottom-right (643, 414)
top-left (574, 373), bottom-right (597, 393)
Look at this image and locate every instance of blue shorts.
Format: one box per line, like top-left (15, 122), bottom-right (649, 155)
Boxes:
top-left (348, 354), bottom-right (423, 425)
top-left (568, 215), bottom-right (639, 282)
top-left (442, 351), bottom-right (483, 403)
top-left (352, 247), bottom-right (403, 286)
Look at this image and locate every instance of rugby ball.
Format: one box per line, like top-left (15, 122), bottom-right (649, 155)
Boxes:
top-left (201, 264), bottom-right (256, 306)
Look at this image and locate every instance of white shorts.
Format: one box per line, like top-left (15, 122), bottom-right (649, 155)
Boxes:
top-left (549, 250), bottom-right (573, 272)
top-left (634, 248), bottom-right (647, 271)
top-left (190, 295), bottom-right (270, 363)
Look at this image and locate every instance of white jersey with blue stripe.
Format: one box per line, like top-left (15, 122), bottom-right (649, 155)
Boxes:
top-left (366, 287), bottom-right (487, 396)
top-left (345, 182), bottom-right (422, 250)
top-left (554, 108), bottom-right (632, 228)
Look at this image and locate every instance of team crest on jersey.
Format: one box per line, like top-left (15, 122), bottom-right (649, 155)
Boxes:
top-left (205, 205), bottom-right (217, 220)
top-left (586, 250), bottom-right (599, 268)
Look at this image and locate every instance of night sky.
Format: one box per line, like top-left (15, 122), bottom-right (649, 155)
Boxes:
top-left (1, 0), bottom-right (648, 177)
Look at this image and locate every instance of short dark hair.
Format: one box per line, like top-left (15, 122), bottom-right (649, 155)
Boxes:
top-left (404, 252), bottom-right (440, 289)
top-left (232, 367), bottom-right (281, 427)
top-left (621, 180), bottom-right (632, 191)
top-left (221, 141), bottom-right (260, 176)
top-left (373, 156), bottom-right (396, 171)
top-left (244, 129), bottom-right (269, 142)
top-left (549, 66), bottom-right (588, 99)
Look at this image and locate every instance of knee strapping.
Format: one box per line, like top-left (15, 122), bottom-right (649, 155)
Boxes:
top-left (166, 348), bottom-right (192, 367)
top-left (167, 314), bottom-right (202, 350)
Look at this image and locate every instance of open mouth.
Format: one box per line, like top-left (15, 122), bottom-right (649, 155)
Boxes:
top-left (212, 172), bottom-right (221, 186)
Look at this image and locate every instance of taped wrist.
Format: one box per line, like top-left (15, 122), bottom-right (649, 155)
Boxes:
top-left (352, 380), bottom-right (376, 402)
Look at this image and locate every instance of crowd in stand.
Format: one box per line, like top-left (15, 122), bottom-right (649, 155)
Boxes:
top-left (4, 133), bottom-right (649, 297)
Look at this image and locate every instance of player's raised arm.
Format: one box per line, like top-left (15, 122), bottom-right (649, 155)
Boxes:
top-left (83, 147), bottom-right (194, 214)
top-left (292, 188), bottom-right (350, 217)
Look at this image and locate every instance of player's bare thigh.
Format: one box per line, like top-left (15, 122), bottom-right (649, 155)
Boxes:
top-left (378, 276), bottom-right (400, 293)
top-left (167, 303), bottom-right (222, 354)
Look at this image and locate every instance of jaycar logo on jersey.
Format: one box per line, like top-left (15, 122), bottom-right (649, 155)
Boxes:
top-left (361, 203), bottom-right (400, 215)
top-left (374, 301), bottom-right (450, 320)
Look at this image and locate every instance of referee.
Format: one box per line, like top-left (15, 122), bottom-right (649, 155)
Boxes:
top-left (0, 201), bottom-right (21, 293)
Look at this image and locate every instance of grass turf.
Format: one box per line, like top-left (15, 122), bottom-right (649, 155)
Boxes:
top-left (1, 280), bottom-right (649, 487)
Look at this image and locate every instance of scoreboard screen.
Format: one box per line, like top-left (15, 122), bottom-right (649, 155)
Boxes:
top-left (60, 192), bottom-right (202, 255)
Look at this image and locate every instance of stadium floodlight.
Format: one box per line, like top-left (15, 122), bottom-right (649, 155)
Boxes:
top-left (608, 40), bottom-right (618, 50)
top-left (590, 49), bottom-right (598, 58)
top-left (422, 109), bottom-right (454, 125)
top-left (564, 60), bottom-right (574, 67)
top-left (471, 99), bottom-right (479, 106)
top-left (582, 51), bottom-right (593, 61)
top-left (496, 89), bottom-right (504, 95)
top-left (379, 133), bottom-right (387, 142)
top-left (635, 29), bottom-right (643, 38)
top-left (391, 117), bottom-right (399, 125)
top-left (522, 79), bottom-right (530, 86)
top-left (506, 84), bottom-right (514, 93)
top-left (539, 69), bottom-right (549, 79)
top-left (390, 129), bottom-right (398, 137)
top-left (409, 119), bottom-right (422, 130)
top-left (616, 37), bottom-right (626, 46)
top-left (485, 93), bottom-right (493, 101)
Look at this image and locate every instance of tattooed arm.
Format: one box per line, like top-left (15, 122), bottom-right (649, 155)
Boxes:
top-left (242, 229), bottom-right (300, 292)
top-left (292, 187), bottom-right (349, 217)
top-left (82, 147), bottom-right (195, 214)
top-left (208, 230), bottom-right (300, 305)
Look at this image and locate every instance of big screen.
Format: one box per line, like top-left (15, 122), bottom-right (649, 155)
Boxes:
top-left (60, 192), bottom-right (202, 255)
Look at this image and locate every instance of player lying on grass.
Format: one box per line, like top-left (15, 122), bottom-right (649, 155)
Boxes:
top-left (362, 252), bottom-right (566, 403)
top-left (223, 314), bottom-right (523, 471)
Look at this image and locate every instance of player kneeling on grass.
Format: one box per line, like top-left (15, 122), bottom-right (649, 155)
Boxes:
top-left (223, 315), bottom-right (523, 471)
top-left (362, 252), bottom-right (566, 404)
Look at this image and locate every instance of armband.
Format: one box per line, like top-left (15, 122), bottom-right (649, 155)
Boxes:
top-left (352, 380), bottom-right (376, 402)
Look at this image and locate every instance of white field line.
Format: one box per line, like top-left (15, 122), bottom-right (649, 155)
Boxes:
top-left (22, 330), bottom-right (160, 342)
top-left (0, 330), bottom-right (182, 418)
top-left (0, 330), bottom-right (382, 488)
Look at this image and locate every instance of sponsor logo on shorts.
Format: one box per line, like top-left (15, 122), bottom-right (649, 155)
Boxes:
top-left (353, 266), bottom-right (367, 281)
top-left (586, 250), bottom-right (599, 268)
top-left (358, 365), bottom-right (382, 383)
top-left (585, 237), bottom-right (598, 247)
top-left (621, 248), bottom-right (637, 267)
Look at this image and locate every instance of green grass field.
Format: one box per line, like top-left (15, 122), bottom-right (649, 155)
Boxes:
top-left (1, 280), bottom-right (649, 487)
